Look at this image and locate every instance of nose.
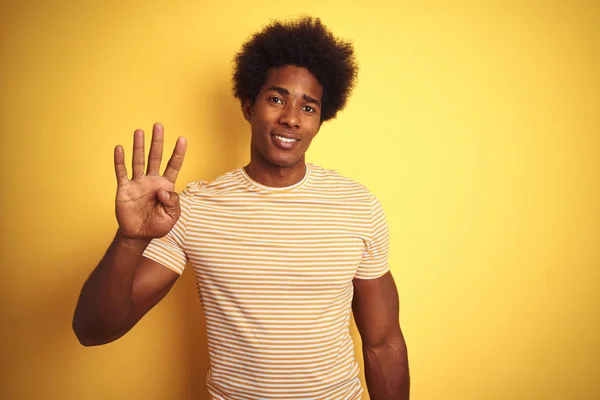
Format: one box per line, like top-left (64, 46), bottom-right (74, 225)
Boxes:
top-left (278, 104), bottom-right (300, 129)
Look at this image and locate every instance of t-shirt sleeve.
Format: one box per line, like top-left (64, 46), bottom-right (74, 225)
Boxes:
top-left (142, 186), bottom-right (195, 275)
top-left (355, 194), bottom-right (390, 280)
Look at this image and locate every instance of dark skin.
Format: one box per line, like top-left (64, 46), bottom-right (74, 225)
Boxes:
top-left (242, 65), bottom-right (323, 187)
top-left (72, 123), bottom-right (184, 345)
top-left (73, 65), bottom-right (409, 399)
top-left (354, 273), bottom-right (410, 399)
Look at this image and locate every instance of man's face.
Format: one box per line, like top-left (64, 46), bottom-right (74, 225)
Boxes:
top-left (243, 65), bottom-right (323, 170)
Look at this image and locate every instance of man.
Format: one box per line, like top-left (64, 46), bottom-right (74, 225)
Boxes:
top-left (73, 17), bottom-right (409, 399)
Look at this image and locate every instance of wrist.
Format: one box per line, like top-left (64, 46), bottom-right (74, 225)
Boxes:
top-left (114, 229), bottom-right (152, 249)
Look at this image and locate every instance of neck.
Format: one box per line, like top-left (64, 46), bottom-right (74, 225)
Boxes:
top-left (244, 159), bottom-right (307, 188)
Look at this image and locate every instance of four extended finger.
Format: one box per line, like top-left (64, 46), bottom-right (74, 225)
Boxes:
top-left (146, 123), bottom-right (164, 175)
top-left (163, 136), bottom-right (187, 183)
top-left (131, 129), bottom-right (145, 179)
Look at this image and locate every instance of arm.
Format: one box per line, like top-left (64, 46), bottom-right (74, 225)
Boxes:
top-left (72, 232), bottom-right (179, 346)
top-left (72, 123), bottom-right (187, 346)
top-left (353, 271), bottom-right (410, 399)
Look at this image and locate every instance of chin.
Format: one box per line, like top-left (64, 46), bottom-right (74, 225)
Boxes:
top-left (269, 158), bottom-right (297, 168)
top-left (260, 149), bottom-right (298, 167)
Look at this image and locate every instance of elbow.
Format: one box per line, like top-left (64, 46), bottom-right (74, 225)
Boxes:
top-left (76, 335), bottom-right (100, 347)
top-left (73, 328), bottom-right (93, 347)
top-left (73, 325), bottom-right (116, 347)
top-left (363, 327), bottom-right (406, 352)
top-left (72, 318), bottom-right (98, 347)
top-left (72, 314), bottom-right (118, 347)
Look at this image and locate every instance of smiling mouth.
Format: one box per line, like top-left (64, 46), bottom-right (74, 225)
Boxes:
top-left (274, 134), bottom-right (298, 143)
top-left (270, 133), bottom-right (301, 150)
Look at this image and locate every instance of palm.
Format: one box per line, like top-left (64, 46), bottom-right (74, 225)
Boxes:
top-left (114, 123), bottom-right (187, 240)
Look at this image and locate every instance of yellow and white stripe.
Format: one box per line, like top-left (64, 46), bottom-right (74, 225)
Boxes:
top-left (143, 163), bottom-right (389, 400)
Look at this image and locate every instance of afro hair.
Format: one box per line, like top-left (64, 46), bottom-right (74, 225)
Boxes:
top-left (232, 16), bottom-right (358, 122)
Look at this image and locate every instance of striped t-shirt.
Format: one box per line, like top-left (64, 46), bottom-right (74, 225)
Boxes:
top-left (143, 163), bottom-right (390, 400)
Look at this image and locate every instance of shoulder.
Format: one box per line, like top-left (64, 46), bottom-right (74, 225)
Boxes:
top-left (180, 167), bottom-right (246, 198)
top-left (307, 163), bottom-right (376, 202)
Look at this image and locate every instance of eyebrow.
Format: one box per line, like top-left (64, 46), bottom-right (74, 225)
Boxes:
top-left (267, 86), bottom-right (322, 108)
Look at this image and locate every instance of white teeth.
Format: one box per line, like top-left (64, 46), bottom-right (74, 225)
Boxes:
top-left (276, 135), bottom-right (297, 143)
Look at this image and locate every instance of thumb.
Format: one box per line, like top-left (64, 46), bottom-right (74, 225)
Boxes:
top-left (157, 189), bottom-right (179, 210)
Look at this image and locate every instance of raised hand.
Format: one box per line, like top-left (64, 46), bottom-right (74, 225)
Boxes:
top-left (114, 123), bottom-right (187, 240)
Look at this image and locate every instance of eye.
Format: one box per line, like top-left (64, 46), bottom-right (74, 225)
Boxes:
top-left (303, 105), bottom-right (316, 113)
top-left (269, 97), bottom-right (283, 104)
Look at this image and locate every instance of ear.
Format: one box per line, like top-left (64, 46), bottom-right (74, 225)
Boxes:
top-left (242, 100), bottom-right (253, 122)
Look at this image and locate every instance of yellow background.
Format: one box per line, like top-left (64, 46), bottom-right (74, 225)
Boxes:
top-left (1, 0), bottom-right (598, 399)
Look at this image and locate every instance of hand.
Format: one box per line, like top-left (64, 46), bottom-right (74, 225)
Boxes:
top-left (113, 123), bottom-right (187, 240)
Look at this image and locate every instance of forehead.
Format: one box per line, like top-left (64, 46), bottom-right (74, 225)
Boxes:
top-left (261, 65), bottom-right (323, 100)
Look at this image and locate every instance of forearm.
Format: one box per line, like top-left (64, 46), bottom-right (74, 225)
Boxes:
top-left (73, 230), bottom-right (150, 345)
top-left (363, 335), bottom-right (410, 400)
